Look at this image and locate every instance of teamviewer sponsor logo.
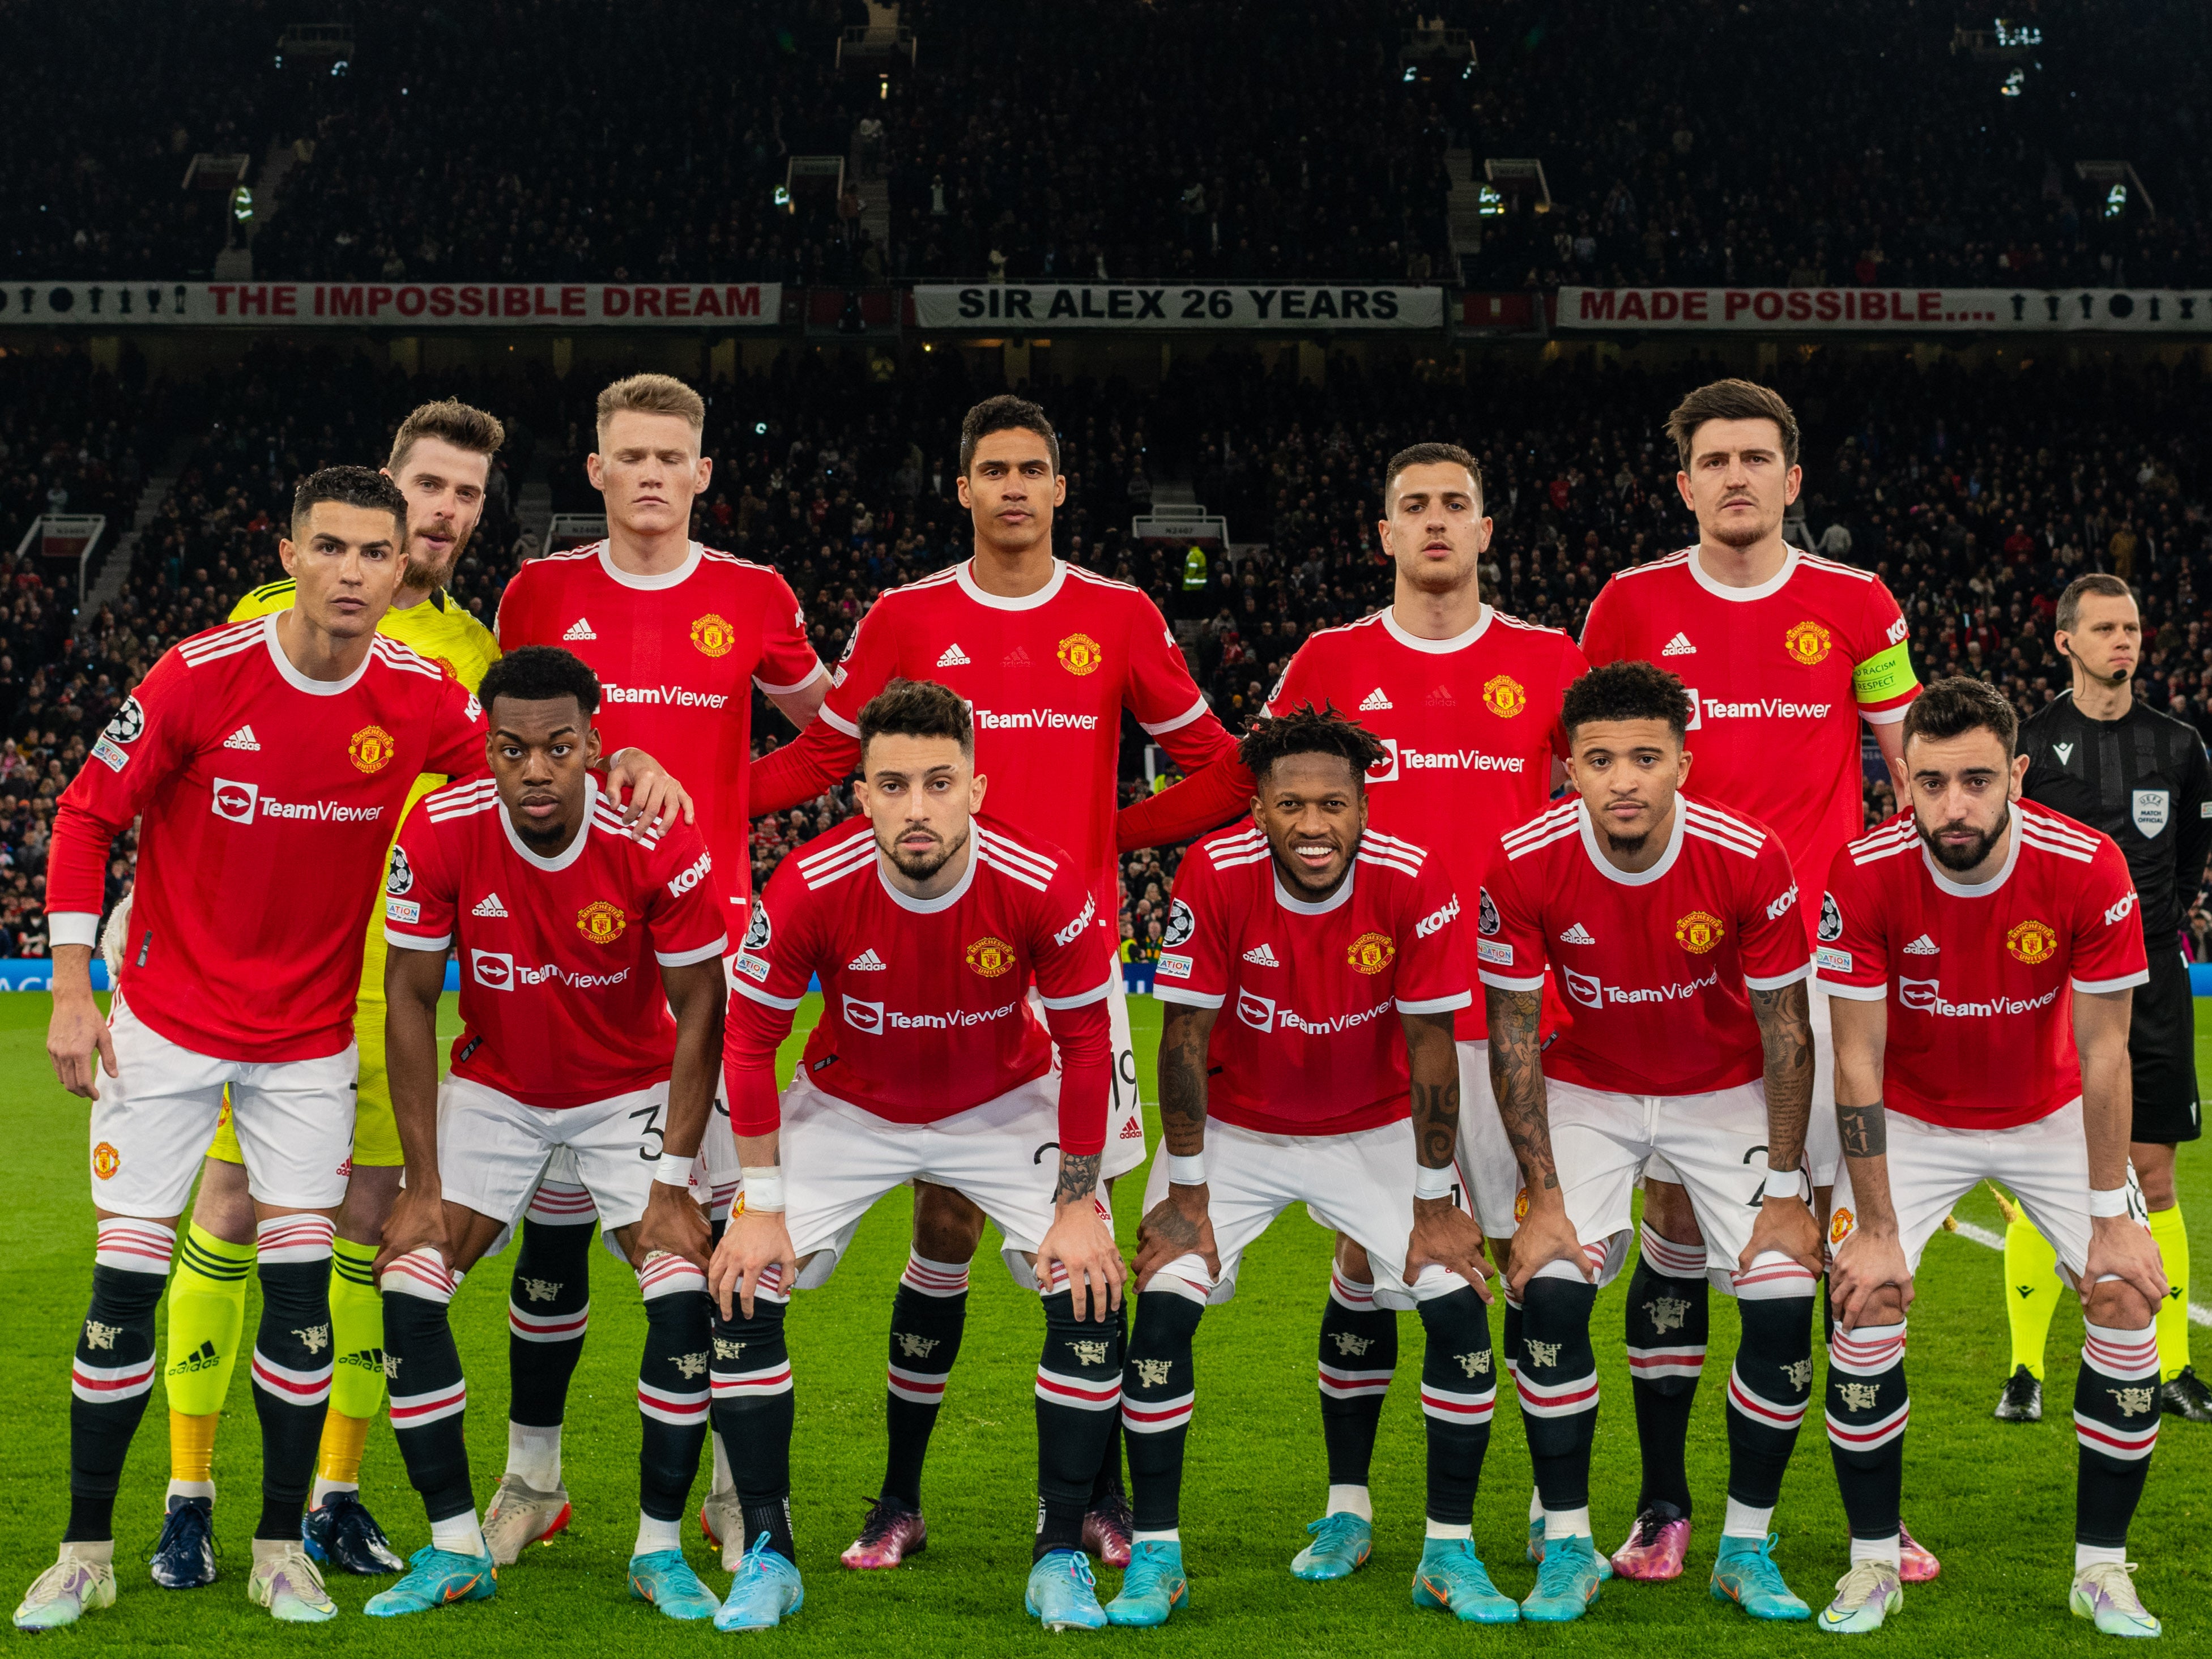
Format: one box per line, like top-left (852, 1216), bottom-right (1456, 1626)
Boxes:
top-left (1236, 990), bottom-right (1277, 1033)
top-left (844, 996), bottom-right (885, 1034)
top-left (1366, 736), bottom-right (1521, 783)
top-left (474, 950), bottom-right (515, 990)
top-left (1565, 966), bottom-right (1720, 1007)
top-left (212, 778), bottom-right (259, 822)
top-left (1896, 975), bottom-right (2059, 1017)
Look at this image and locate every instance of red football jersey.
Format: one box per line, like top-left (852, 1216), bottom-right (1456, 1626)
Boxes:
top-left (1580, 546), bottom-right (1919, 948)
top-left (749, 558), bottom-right (1237, 949)
top-left (1155, 824), bottom-right (1469, 1137)
top-left (1481, 794), bottom-right (1810, 1096)
top-left (49, 616), bottom-right (485, 1060)
top-left (1815, 801), bottom-right (2148, 1129)
top-left (494, 540), bottom-right (822, 916)
top-left (1264, 604), bottom-right (1586, 1040)
top-left (724, 817), bottom-right (1114, 1153)
top-left (383, 777), bottom-right (727, 1108)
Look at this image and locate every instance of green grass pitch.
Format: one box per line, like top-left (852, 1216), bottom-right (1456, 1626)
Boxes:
top-left (1, 991), bottom-right (2207, 1654)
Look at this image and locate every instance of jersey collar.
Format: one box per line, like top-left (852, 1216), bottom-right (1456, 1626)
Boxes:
top-left (598, 539), bottom-right (704, 590)
top-left (262, 613), bottom-right (374, 697)
top-left (1274, 861), bottom-right (1356, 916)
top-left (499, 777), bottom-right (600, 872)
top-left (1576, 796), bottom-right (1686, 886)
top-left (955, 557), bottom-right (1068, 611)
top-left (876, 828), bottom-right (981, 913)
top-left (1686, 543), bottom-right (1802, 603)
top-left (1920, 811), bottom-right (2023, 898)
top-left (1381, 604), bottom-right (1492, 654)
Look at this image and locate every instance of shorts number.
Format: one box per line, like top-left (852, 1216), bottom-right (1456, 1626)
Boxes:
top-left (630, 1102), bottom-right (666, 1162)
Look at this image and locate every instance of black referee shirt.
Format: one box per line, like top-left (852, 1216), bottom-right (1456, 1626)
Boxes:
top-left (2019, 690), bottom-right (2212, 942)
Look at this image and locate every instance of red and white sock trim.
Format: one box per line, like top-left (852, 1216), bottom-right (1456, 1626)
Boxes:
top-left (1317, 1361), bottom-right (1395, 1400)
top-left (1639, 1223), bottom-right (1708, 1281)
top-left (251, 1347), bottom-right (335, 1405)
top-left (747, 1261), bottom-right (791, 1304)
top-left (1529, 1244), bottom-right (1609, 1283)
top-left (1035, 1366), bottom-right (1122, 1412)
top-left (1727, 1367), bottom-right (1810, 1430)
top-left (1421, 1382), bottom-right (1497, 1425)
top-left (1627, 1342), bottom-right (1707, 1382)
top-left (1827, 1321), bottom-right (1907, 1376)
top-left (888, 1362), bottom-right (947, 1405)
top-left (72, 1352), bottom-right (157, 1405)
top-left (1515, 1368), bottom-right (1600, 1419)
top-left (255, 1213), bottom-right (335, 1265)
top-left (2081, 1324), bottom-right (2160, 1381)
top-left (900, 1252), bottom-right (971, 1298)
top-left (638, 1379), bottom-right (711, 1426)
top-left (524, 1181), bottom-right (596, 1225)
top-left (510, 1300), bottom-right (589, 1342)
top-left (2074, 1409), bottom-right (2160, 1462)
top-left (1328, 1271), bottom-right (1378, 1312)
top-left (1732, 1251), bottom-right (1819, 1302)
top-left (711, 1361), bottom-right (793, 1400)
top-left (389, 1379), bottom-right (467, 1430)
top-left (1122, 1388), bottom-right (1195, 1435)
top-left (92, 1217), bottom-right (176, 1274)
top-left (1826, 1396), bottom-right (1910, 1451)
top-left (637, 1253), bottom-right (708, 1301)
top-left (379, 1247), bottom-right (456, 1304)
top-left (1143, 1252), bottom-right (1212, 1306)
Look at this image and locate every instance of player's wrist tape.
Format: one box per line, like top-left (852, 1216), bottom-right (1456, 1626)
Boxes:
top-left (1166, 1152), bottom-right (1207, 1186)
top-left (740, 1167), bottom-right (786, 1213)
top-left (1763, 1166), bottom-right (1806, 1201)
top-left (2089, 1185), bottom-right (2132, 1218)
top-left (651, 1155), bottom-right (695, 1189)
top-left (1413, 1162), bottom-right (1456, 1201)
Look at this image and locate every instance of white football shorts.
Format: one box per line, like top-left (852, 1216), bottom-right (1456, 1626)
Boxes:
top-left (437, 1074), bottom-right (670, 1236)
top-left (1031, 955), bottom-right (1148, 1183)
top-left (1455, 1039), bottom-right (1522, 1238)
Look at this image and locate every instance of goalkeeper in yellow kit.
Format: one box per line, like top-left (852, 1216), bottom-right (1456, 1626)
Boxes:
top-left (150, 401), bottom-right (507, 1587)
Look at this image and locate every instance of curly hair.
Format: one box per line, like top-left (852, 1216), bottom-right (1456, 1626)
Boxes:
top-left (1238, 702), bottom-right (1387, 783)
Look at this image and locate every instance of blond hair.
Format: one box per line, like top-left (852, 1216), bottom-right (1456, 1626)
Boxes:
top-left (387, 398), bottom-right (505, 474)
top-left (596, 373), bottom-right (706, 441)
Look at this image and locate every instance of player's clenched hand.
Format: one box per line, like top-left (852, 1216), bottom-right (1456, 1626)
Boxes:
top-left (1502, 1199), bottom-right (1585, 1299)
top-left (710, 1209), bottom-right (799, 1320)
top-left (632, 1180), bottom-right (711, 1277)
top-left (1829, 1226), bottom-right (1914, 1331)
top-left (1409, 1196), bottom-right (1497, 1303)
top-left (1741, 1193), bottom-right (1826, 1280)
top-left (1135, 1183), bottom-right (1220, 1289)
top-left (2083, 1212), bottom-right (2170, 1321)
top-left (1039, 1198), bottom-right (1126, 1323)
top-left (46, 990), bottom-right (117, 1101)
top-left (604, 747), bottom-right (695, 835)
top-left (374, 1184), bottom-right (452, 1282)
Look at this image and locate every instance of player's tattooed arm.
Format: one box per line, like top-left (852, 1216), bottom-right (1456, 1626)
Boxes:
top-left (1836, 1099), bottom-right (1886, 1158)
top-left (1156, 1001), bottom-right (1217, 1159)
top-left (1749, 980), bottom-right (1814, 1170)
top-left (1484, 986), bottom-right (1557, 1193)
top-left (1054, 1153), bottom-right (1103, 1205)
top-left (1402, 1009), bottom-right (1461, 1168)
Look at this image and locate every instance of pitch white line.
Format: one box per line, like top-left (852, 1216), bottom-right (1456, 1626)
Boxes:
top-left (1948, 1218), bottom-right (2212, 1328)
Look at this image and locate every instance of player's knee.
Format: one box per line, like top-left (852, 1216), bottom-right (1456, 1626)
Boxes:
top-left (1640, 1179), bottom-right (1703, 1245)
top-left (1519, 1269), bottom-right (1598, 1367)
top-left (190, 1159), bottom-right (256, 1246)
top-left (333, 1165), bottom-right (402, 1244)
top-left (1333, 1231), bottom-right (1374, 1281)
top-left (911, 1181), bottom-right (987, 1262)
top-left (2132, 1146), bottom-right (2178, 1210)
top-left (2084, 1278), bottom-right (2156, 1333)
top-left (1041, 1290), bottom-right (1123, 1384)
top-left (1414, 1284), bottom-right (1491, 1361)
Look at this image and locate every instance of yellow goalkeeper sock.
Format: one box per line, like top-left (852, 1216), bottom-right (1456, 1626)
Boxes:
top-left (316, 1410), bottom-right (372, 1495)
top-left (164, 1223), bottom-right (253, 1419)
top-left (327, 1237), bottom-right (387, 1421)
top-left (2148, 1205), bottom-right (2191, 1382)
top-left (2004, 1214), bottom-right (2062, 1383)
top-left (170, 1409), bottom-right (218, 1486)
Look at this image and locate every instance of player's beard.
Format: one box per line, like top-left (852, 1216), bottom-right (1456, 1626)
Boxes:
top-left (1917, 800), bottom-right (2010, 873)
top-left (883, 823), bottom-right (968, 884)
top-left (1706, 497), bottom-right (1780, 551)
top-left (1599, 826), bottom-right (1650, 858)
top-left (402, 521), bottom-right (471, 593)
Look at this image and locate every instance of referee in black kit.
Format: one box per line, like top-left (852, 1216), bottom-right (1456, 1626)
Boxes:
top-left (1993, 572), bottom-right (2212, 1426)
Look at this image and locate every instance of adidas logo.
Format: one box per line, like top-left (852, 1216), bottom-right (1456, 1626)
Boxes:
top-left (1358, 688), bottom-right (1393, 711)
top-left (847, 948), bottom-right (888, 971)
top-left (168, 1340), bottom-right (221, 1374)
top-left (1425, 685), bottom-right (1457, 706)
top-left (1118, 1119), bottom-right (1144, 1140)
top-left (1662, 632), bottom-right (1697, 656)
top-left (336, 1347), bottom-right (385, 1370)
top-left (1558, 922), bottom-right (1595, 945)
top-left (223, 724), bottom-right (261, 750)
top-left (564, 618), bottom-right (596, 641)
top-left (1004, 645), bottom-right (1032, 667)
top-left (1903, 933), bottom-right (1939, 956)
top-left (1242, 942), bottom-right (1281, 966)
top-left (936, 643), bottom-right (970, 667)
top-left (472, 893), bottom-right (509, 918)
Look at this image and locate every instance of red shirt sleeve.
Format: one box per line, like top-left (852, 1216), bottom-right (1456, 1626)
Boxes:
top-left (381, 812), bottom-right (457, 953)
top-left (1151, 844), bottom-right (1228, 1008)
top-left (751, 571), bottom-right (824, 697)
top-left (1578, 578), bottom-right (1628, 667)
top-left (2069, 836), bottom-right (2152, 994)
top-left (748, 594), bottom-right (886, 814)
top-left (492, 563), bottom-right (537, 652)
top-left (50, 650), bottom-right (201, 933)
top-left (1123, 596), bottom-right (1227, 758)
top-left (1738, 832), bottom-right (1813, 989)
top-left (1392, 857), bottom-right (1472, 1015)
top-left (645, 823), bottom-right (731, 967)
top-left (423, 667), bottom-right (488, 781)
top-left (1814, 838), bottom-right (1889, 1001)
top-left (1114, 756), bottom-right (1255, 852)
top-left (1029, 860), bottom-right (1113, 1157)
top-left (1476, 838), bottom-right (1546, 993)
top-left (722, 862), bottom-right (816, 1135)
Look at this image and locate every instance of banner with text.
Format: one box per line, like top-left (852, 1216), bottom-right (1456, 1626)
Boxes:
top-left (0, 281), bottom-right (782, 326)
top-left (1557, 286), bottom-right (2212, 332)
top-left (912, 283), bottom-right (1445, 330)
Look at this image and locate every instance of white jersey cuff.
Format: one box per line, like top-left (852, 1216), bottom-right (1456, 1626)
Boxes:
top-left (1153, 985), bottom-right (1226, 1009)
top-left (1817, 976), bottom-right (1888, 1001)
top-left (1396, 991), bottom-right (1472, 1014)
top-left (2073, 970), bottom-right (2150, 995)
top-left (1038, 975), bottom-right (1113, 1011)
top-left (1139, 695), bottom-right (1210, 737)
top-left (385, 928), bottom-right (452, 953)
top-left (654, 935), bottom-right (730, 968)
top-left (1743, 962), bottom-right (1813, 991)
top-left (50, 912), bottom-right (100, 949)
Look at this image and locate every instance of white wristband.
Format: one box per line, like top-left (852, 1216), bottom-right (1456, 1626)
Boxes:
top-left (740, 1167), bottom-right (786, 1213)
top-left (651, 1156), bottom-right (696, 1189)
top-left (1763, 1166), bottom-right (1806, 1202)
top-left (2089, 1185), bottom-right (2131, 1219)
top-left (1166, 1152), bottom-right (1207, 1186)
top-left (1413, 1163), bottom-right (1456, 1201)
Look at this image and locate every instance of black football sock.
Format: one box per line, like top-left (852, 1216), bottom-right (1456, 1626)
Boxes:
top-left (1034, 1287), bottom-right (1120, 1558)
top-left (65, 1220), bottom-right (175, 1542)
top-left (380, 1249), bottom-right (475, 1526)
top-left (508, 1210), bottom-right (594, 1434)
top-left (1318, 1266), bottom-right (1398, 1489)
top-left (1626, 1222), bottom-right (1708, 1517)
top-left (1724, 1255), bottom-right (1818, 1519)
top-left (709, 1285), bottom-right (796, 1562)
top-left (636, 1256), bottom-right (713, 1529)
top-left (1416, 1286), bottom-right (1496, 1526)
top-left (1517, 1268), bottom-right (1601, 1525)
top-left (881, 1251), bottom-right (969, 1511)
top-left (250, 1215), bottom-right (336, 1541)
top-left (2073, 1323), bottom-right (2162, 1550)
top-left (1121, 1282), bottom-right (1204, 1533)
top-left (1089, 1297), bottom-right (1130, 1506)
top-left (1824, 1320), bottom-right (1908, 1545)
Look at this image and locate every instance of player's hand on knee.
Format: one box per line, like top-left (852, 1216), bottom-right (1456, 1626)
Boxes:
top-left (1408, 1198), bottom-right (1497, 1302)
top-left (632, 1180), bottom-right (711, 1276)
top-left (1501, 1200), bottom-right (1584, 1299)
top-left (1741, 1192), bottom-right (1825, 1280)
top-left (2083, 1214), bottom-right (2168, 1325)
top-left (46, 991), bottom-right (116, 1101)
top-left (1041, 1199), bottom-right (1126, 1322)
top-left (1829, 1228), bottom-right (1913, 1330)
top-left (711, 1210), bottom-right (798, 1320)
top-left (1135, 1184), bottom-right (1218, 1285)
top-left (373, 1185), bottom-right (452, 1281)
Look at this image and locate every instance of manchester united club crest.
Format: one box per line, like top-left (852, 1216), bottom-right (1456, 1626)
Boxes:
top-left (1783, 619), bottom-right (1832, 666)
top-left (92, 1141), bottom-right (120, 1180)
top-left (1514, 1185), bottom-right (1531, 1222)
top-left (1674, 910), bottom-right (1725, 953)
top-left (1056, 632), bottom-right (1103, 676)
top-left (1482, 673), bottom-right (1527, 718)
top-left (965, 936), bottom-right (1017, 976)
top-left (1346, 931), bottom-right (1396, 974)
top-left (2005, 918), bottom-right (2058, 965)
top-left (691, 613), bottom-right (736, 658)
top-left (348, 724), bottom-right (398, 773)
top-left (1830, 1206), bottom-right (1855, 1245)
top-left (576, 900), bottom-right (628, 945)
